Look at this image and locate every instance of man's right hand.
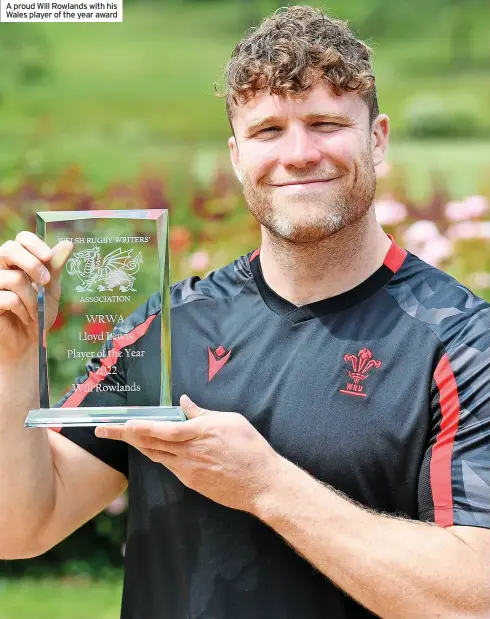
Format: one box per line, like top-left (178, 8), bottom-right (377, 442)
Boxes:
top-left (0, 231), bottom-right (73, 364)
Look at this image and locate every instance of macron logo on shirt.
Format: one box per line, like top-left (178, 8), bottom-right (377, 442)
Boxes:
top-left (208, 345), bottom-right (232, 382)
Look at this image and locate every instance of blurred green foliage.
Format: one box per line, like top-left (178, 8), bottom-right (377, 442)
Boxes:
top-left (403, 93), bottom-right (490, 139)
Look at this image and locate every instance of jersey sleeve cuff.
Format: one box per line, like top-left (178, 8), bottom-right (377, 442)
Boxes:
top-left (419, 506), bottom-right (490, 529)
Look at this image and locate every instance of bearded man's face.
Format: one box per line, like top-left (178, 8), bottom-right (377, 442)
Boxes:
top-left (229, 80), bottom-right (388, 243)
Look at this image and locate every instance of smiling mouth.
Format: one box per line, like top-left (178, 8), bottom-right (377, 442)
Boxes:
top-left (272, 179), bottom-right (337, 187)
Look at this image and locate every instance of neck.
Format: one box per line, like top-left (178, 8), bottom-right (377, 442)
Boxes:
top-left (258, 209), bottom-right (391, 306)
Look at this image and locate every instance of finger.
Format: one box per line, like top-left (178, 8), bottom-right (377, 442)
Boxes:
top-left (0, 240), bottom-right (51, 286)
top-left (95, 425), bottom-right (124, 440)
top-left (48, 240), bottom-right (74, 274)
top-left (138, 446), bottom-right (179, 471)
top-left (124, 418), bottom-right (202, 442)
top-left (15, 231), bottom-right (52, 264)
top-left (45, 240), bottom-right (74, 300)
top-left (119, 431), bottom-right (184, 456)
top-left (96, 420), bottom-right (201, 443)
top-left (0, 291), bottom-right (32, 325)
top-left (94, 426), bottom-right (181, 469)
top-left (0, 269), bottom-right (38, 322)
top-left (94, 425), bottom-right (172, 443)
top-left (179, 394), bottom-right (209, 419)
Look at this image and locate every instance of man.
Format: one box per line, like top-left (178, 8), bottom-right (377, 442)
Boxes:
top-left (0, 5), bottom-right (489, 619)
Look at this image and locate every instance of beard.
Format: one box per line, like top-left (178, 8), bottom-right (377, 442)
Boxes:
top-left (242, 148), bottom-right (377, 244)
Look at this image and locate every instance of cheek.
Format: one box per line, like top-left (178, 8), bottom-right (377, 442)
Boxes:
top-left (241, 144), bottom-right (278, 184)
top-left (323, 134), bottom-right (359, 169)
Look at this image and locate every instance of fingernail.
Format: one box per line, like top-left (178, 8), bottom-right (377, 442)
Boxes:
top-left (40, 267), bottom-right (50, 285)
top-left (96, 428), bottom-right (107, 438)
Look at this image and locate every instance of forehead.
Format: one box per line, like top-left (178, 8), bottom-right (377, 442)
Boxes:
top-left (232, 80), bottom-right (368, 134)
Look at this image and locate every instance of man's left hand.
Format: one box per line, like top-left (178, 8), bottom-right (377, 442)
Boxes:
top-left (95, 395), bottom-right (282, 513)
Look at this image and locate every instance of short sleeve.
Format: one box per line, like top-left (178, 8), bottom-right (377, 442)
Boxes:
top-left (50, 300), bottom-right (160, 478)
top-left (418, 307), bottom-right (490, 528)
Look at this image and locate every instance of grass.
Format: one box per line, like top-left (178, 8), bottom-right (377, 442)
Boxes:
top-left (385, 140), bottom-right (490, 199)
top-left (0, 578), bottom-right (122, 619)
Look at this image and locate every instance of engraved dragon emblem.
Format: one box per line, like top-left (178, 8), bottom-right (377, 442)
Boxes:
top-left (66, 246), bottom-right (143, 293)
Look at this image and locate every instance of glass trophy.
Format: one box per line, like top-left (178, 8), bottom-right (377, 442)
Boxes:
top-left (25, 209), bottom-right (186, 427)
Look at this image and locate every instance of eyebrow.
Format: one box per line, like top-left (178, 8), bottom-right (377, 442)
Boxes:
top-left (244, 111), bottom-right (354, 136)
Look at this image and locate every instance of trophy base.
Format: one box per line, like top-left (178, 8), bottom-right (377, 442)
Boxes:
top-left (25, 406), bottom-right (187, 428)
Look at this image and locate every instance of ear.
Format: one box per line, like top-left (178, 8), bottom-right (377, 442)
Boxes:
top-left (370, 114), bottom-right (390, 167)
top-left (228, 136), bottom-right (243, 184)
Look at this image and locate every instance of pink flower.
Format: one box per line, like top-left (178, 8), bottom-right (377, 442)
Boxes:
top-left (417, 236), bottom-right (453, 267)
top-left (445, 200), bottom-right (466, 221)
top-left (465, 195), bottom-right (489, 218)
top-left (445, 196), bottom-right (489, 221)
top-left (105, 493), bottom-right (128, 516)
top-left (403, 221), bottom-right (440, 248)
top-left (447, 222), bottom-right (490, 240)
top-left (374, 197), bottom-right (407, 226)
top-left (190, 250), bottom-right (211, 272)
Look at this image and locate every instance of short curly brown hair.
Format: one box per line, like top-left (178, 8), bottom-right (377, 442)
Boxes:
top-left (217, 5), bottom-right (378, 130)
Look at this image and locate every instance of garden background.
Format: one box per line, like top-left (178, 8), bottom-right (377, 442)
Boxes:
top-left (0, 0), bottom-right (489, 616)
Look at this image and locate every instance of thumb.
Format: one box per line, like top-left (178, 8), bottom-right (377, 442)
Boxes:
top-left (45, 240), bottom-right (74, 297)
top-left (180, 394), bottom-right (208, 419)
top-left (49, 240), bottom-right (74, 274)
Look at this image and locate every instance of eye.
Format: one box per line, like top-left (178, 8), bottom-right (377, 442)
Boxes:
top-left (259, 126), bottom-right (281, 134)
top-left (312, 122), bottom-right (342, 128)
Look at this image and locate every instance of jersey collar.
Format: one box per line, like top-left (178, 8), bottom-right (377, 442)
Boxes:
top-left (249, 235), bottom-right (407, 323)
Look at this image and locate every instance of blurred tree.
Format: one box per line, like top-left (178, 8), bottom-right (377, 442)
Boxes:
top-left (0, 24), bottom-right (50, 103)
top-left (357, 0), bottom-right (487, 57)
top-left (448, 0), bottom-right (485, 67)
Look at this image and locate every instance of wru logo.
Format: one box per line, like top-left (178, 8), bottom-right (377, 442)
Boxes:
top-left (340, 348), bottom-right (382, 398)
top-left (66, 246), bottom-right (143, 293)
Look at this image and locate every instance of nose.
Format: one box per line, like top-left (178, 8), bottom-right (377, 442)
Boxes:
top-left (279, 125), bottom-right (322, 169)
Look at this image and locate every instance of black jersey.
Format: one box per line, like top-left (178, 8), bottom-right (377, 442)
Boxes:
top-left (54, 236), bottom-right (490, 619)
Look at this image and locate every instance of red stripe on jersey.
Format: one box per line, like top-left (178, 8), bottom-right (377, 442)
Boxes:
top-left (384, 236), bottom-right (407, 273)
top-left (430, 353), bottom-right (461, 526)
top-left (250, 248), bottom-right (261, 262)
top-left (60, 312), bottom-right (158, 409)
